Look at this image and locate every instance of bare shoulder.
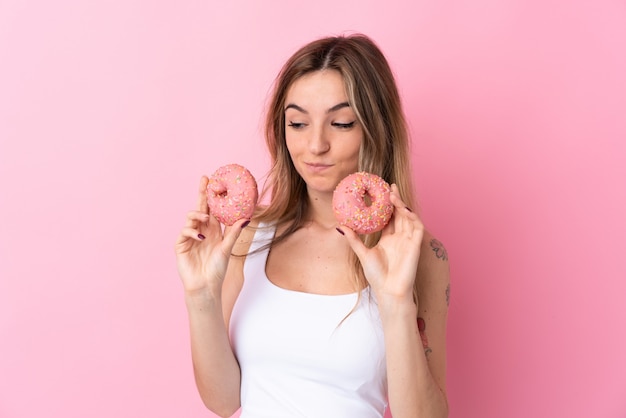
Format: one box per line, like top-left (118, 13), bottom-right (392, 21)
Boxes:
top-left (416, 230), bottom-right (451, 308)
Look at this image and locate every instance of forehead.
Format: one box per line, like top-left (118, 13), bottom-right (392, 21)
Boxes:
top-left (285, 70), bottom-right (349, 108)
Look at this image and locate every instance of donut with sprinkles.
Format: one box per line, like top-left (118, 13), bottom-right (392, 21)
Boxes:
top-left (206, 164), bottom-right (258, 226)
top-left (332, 172), bottom-right (393, 234)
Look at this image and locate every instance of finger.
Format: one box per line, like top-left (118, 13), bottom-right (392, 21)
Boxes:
top-left (220, 218), bottom-right (251, 255)
top-left (336, 225), bottom-right (369, 261)
top-left (389, 184), bottom-right (422, 225)
top-left (197, 176), bottom-right (210, 214)
top-left (177, 226), bottom-right (207, 244)
top-left (389, 184), bottom-right (411, 211)
top-left (185, 210), bottom-right (210, 228)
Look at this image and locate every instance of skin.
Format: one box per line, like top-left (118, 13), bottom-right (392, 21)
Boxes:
top-left (284, 70), bottom-right (362, 199)
top-left (267, 70), bottom-right (364, 294)
top-left (175, 69), bottom-right (450, 418)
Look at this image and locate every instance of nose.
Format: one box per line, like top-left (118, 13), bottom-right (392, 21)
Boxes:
top-left (308, 126), bottom-right (330, 155)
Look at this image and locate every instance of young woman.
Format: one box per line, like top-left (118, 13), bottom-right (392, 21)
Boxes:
top-left (175, 34), bottom-right (450, 418)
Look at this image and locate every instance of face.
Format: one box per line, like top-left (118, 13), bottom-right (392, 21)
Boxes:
top-left (284, 70), bottom-right (362, 196)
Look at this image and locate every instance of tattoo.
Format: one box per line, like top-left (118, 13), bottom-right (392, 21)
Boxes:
top-left (430, 239), bottom-right (448, 261)
top-left (417, 317), bottom-right (432, 358)
top-left (446, 283), bottom-right (451, 307)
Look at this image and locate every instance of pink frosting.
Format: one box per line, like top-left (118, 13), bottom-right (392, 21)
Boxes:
top-left (207, 164), bottom-right (258, 226)
top-left (332, 172), bottom-right (393, 234)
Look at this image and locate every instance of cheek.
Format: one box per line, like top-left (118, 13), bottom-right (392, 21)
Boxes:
top-left (343, 135), bottom-right (362, 161)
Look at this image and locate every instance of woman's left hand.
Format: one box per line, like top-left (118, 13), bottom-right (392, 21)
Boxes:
top-left (339, 184), bottom-right (424, 304)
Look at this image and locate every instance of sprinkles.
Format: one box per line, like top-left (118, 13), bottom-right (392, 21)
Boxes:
top-left (332, 172), bottom-right (393, 234)
top-left (206, 164), bottom-right (258, 226)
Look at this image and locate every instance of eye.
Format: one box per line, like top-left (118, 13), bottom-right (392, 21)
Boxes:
top-left (331, 121), bottom-right (356, 129)
top-left (287, 121), bottom-right (307, 130)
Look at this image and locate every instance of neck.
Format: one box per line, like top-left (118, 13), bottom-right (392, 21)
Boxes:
top-left (304, 189), bottom-right (337, 229)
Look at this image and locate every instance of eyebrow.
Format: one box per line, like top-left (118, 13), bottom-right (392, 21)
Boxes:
top-left (284, 102), bottom-right (351, 114)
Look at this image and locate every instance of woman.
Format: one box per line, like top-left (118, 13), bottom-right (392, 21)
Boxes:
top-left (175, 34), bottom-right (450, 417)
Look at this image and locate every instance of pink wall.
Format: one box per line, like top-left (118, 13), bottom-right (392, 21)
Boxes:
top-left (1, 1), bottom-right (625, 417)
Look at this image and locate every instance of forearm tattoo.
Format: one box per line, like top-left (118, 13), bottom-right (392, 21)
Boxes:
top-left (417, 240), bottom-right (450, 359)
top-left (429, 239), bottom-right (448, 261)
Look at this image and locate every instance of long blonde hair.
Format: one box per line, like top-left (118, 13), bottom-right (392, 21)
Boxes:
top-left (256, 33), bottom-right (417, 292)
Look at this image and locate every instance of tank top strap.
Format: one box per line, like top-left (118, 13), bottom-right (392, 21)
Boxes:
top-left (247, 222), bottom-right (274, 253)
top-left (243, 222), bottom-right (275, 287)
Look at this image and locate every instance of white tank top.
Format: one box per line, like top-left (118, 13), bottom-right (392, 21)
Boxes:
top-left (229, 224), bottom-right (388, 418)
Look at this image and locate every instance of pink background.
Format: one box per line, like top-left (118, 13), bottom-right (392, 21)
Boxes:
top-left (1, 1), bottom-right (625, 417)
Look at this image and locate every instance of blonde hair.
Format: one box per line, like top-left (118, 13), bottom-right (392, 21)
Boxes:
top-left (256, 33), bottom-right (417, 293)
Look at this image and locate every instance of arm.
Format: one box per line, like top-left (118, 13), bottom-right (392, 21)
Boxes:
top-left (339, 185), bottom-right (449, 418)
top-left (174, 176), bottom-right (249, 417)
top-left (185, 285), bottom-right (241, 417)
top-left (379, 233), bottom-right (449, 417)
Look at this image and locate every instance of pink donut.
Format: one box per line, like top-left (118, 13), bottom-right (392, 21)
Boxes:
top-left (333, 172), bottom-right (393, 234)
top-left (206, 164), bottom-right (258, 226)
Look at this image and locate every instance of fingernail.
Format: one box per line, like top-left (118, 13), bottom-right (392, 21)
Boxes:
top-left (405, 207), bottom-right (413, 212)
top-left (198, 234), bottom-right (206, 240)
top-left (241, 220), bottom-right (250, 229)
top-left (336, 227), bottom-right (344, 235)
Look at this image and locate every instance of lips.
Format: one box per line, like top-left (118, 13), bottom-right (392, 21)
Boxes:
top-left (305, 162), bottom-right (332, 168)
top-left (304, 162), bottom-right (333, 173)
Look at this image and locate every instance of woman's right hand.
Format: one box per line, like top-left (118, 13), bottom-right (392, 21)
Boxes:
top-left (174, 176), bottom-right (250, 296)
